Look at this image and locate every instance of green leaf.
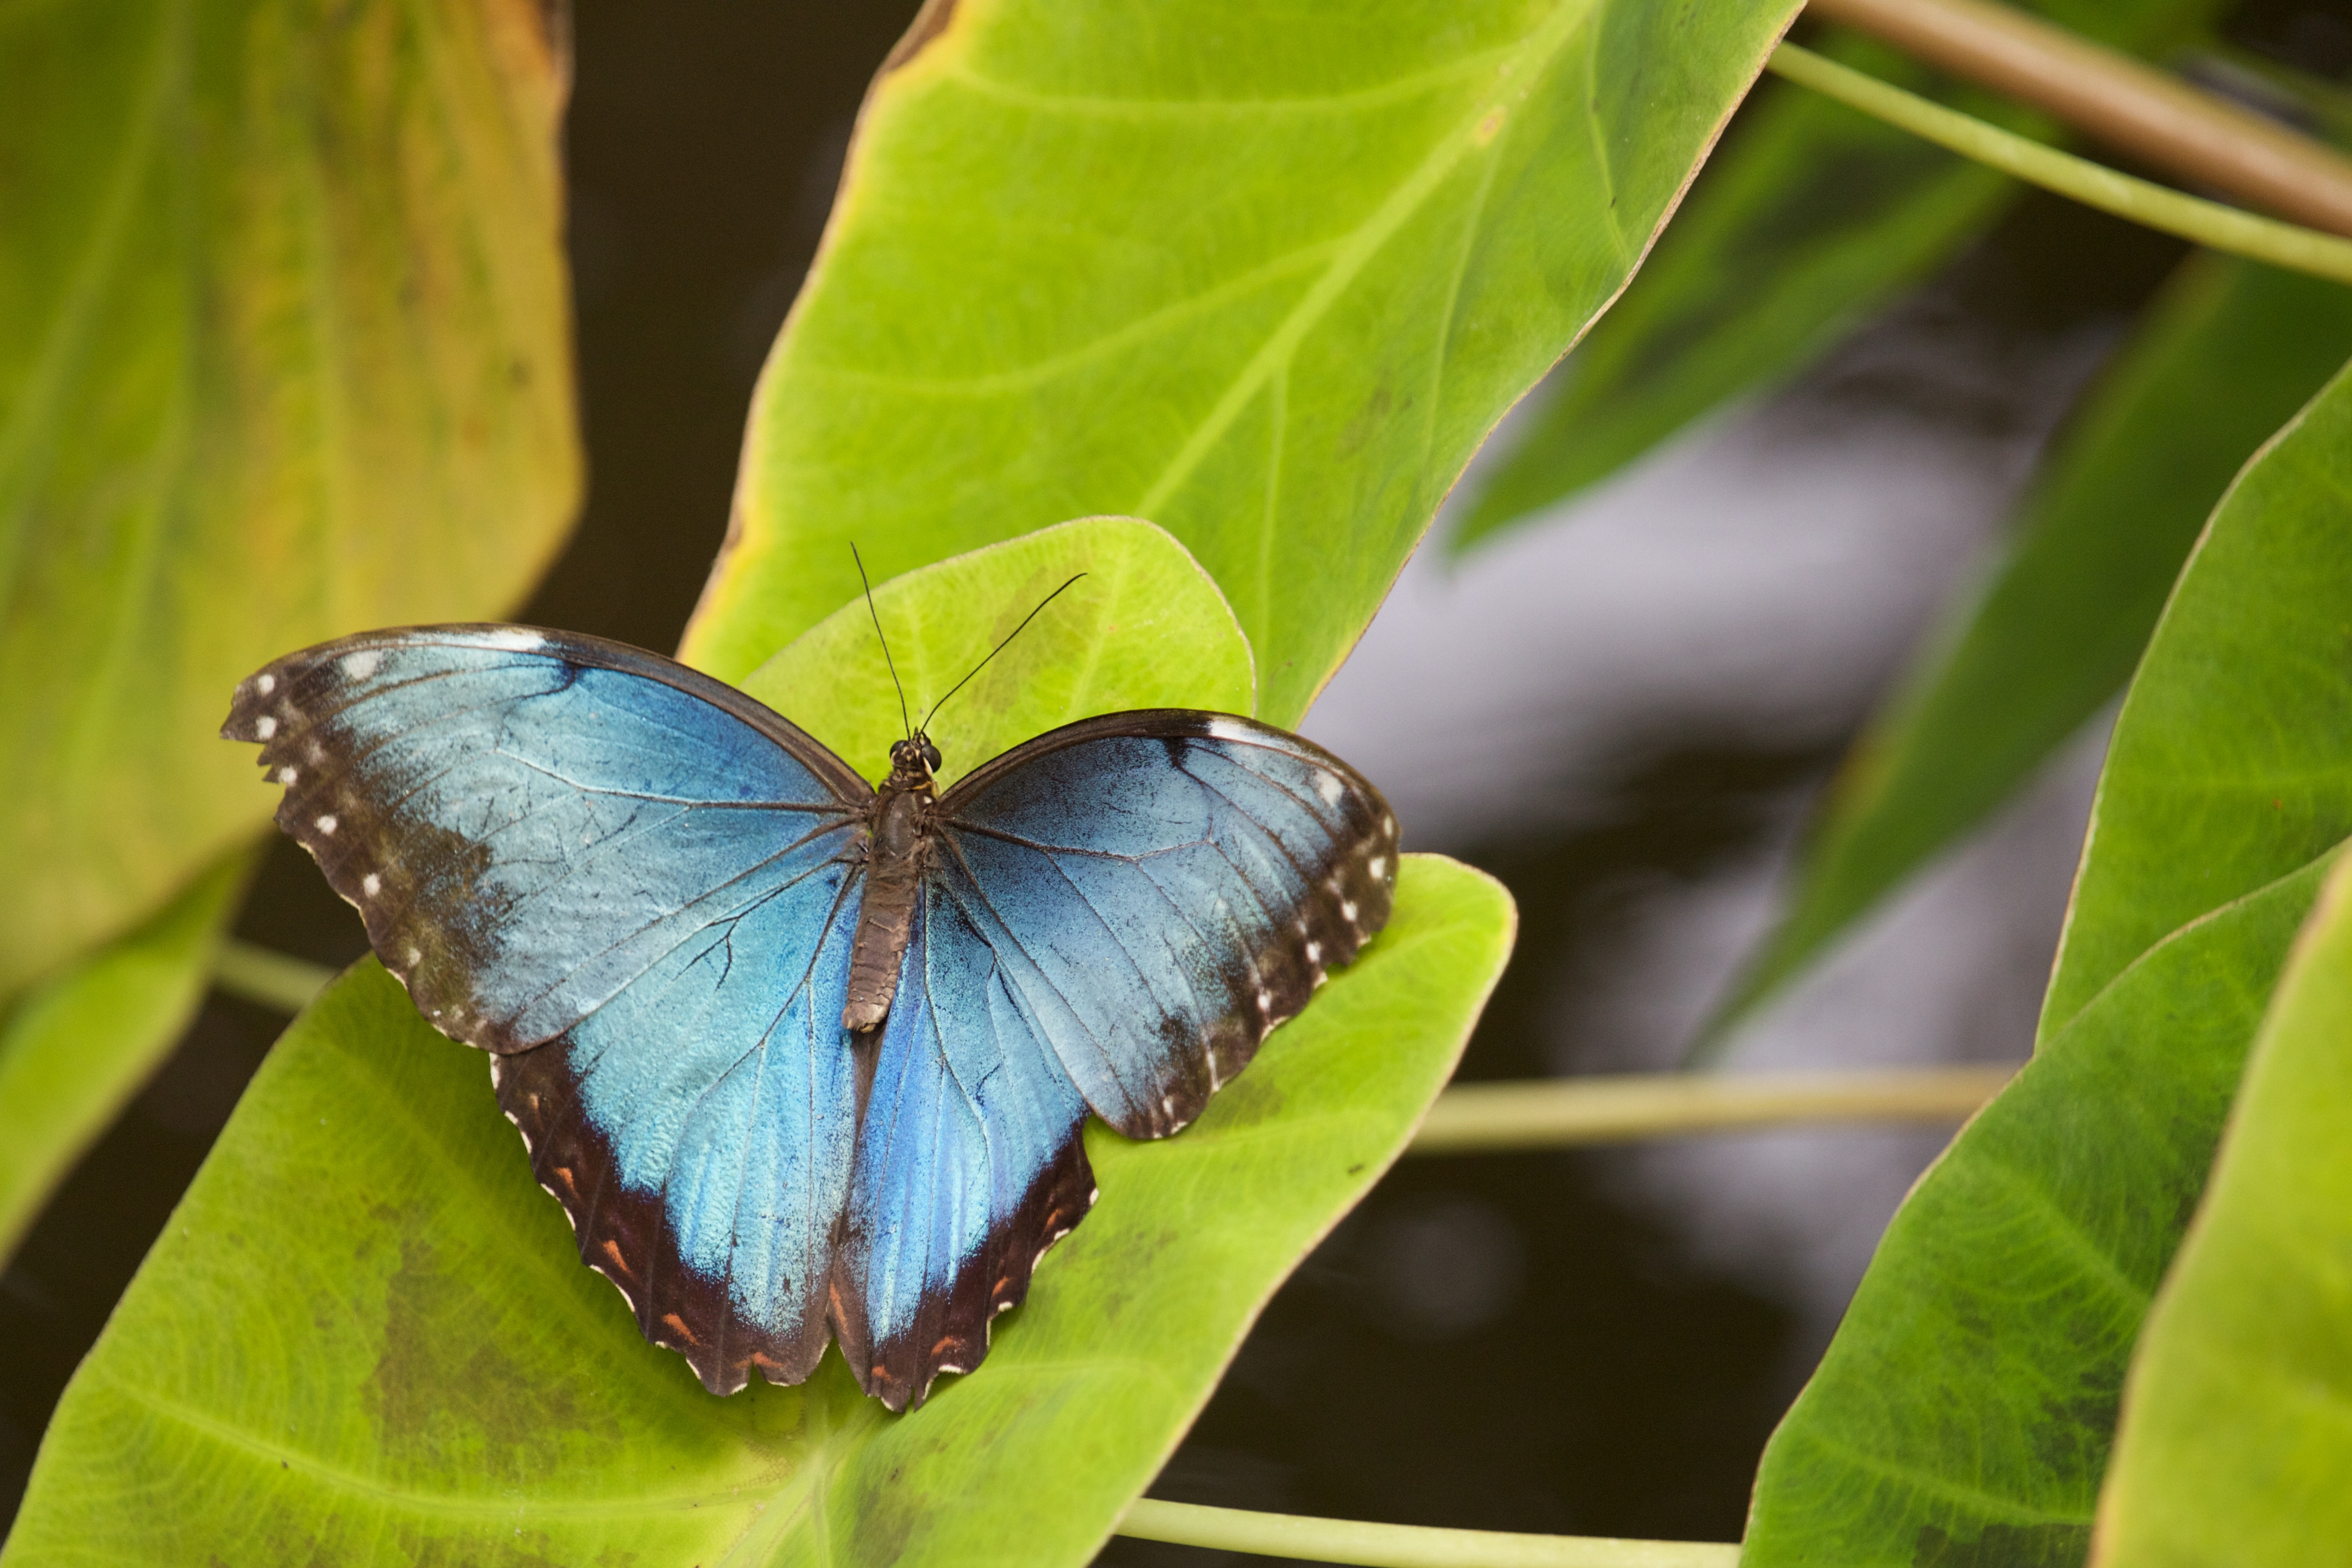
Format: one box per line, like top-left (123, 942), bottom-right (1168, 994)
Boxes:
top-left (679, 0), bottom-right (1806, 728)
top-left (1743, 331), bottom-right (2352, 1562)
top-left (1714, 256), bottom-right (2352, 1036)
top-left (1742, 847), bottom-right (2338, 1565)
top-left (1453, 0), bottom-right (2229, 547)
top-left (2094, 855), bottom-right (2352, 1564)
top-left (2042, 357), bottom-right (2352, 1033)
top-left (6, 857), bottom-right (1514, 1567)
top-left (0, 852), bottom-right (250, 1264)
top-left (740, 516), bottom-right (1254, 788)
top-left (0, 0), bottom-right (581, 1004)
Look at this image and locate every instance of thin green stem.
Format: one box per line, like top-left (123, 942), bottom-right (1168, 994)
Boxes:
top-left (1768, 41), bottom-right (2352, 285)
top-left (1117, 1498), bottom-right (1740, 1567)
top-left (1410, 1066), bottom-right (2013, 1154)
top-left (212, 940), bottom-right (335, 1015)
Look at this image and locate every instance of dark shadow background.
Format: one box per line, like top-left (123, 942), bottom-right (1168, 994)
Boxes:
top-left (5, 0), bottom-right (2347, 1556)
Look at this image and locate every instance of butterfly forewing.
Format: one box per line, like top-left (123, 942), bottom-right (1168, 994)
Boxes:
top-left (932, 710), bottom-right (1398, 1139)
top-left (221, 626), bottom-right (870, 1050)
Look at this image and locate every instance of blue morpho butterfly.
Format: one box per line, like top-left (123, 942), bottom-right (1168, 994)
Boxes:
top-left (221, 583), bottom-right (1397, 1411)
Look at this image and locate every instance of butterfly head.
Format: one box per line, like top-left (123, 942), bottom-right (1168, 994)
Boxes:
top-left (886, 733), bottom-right (942, 792)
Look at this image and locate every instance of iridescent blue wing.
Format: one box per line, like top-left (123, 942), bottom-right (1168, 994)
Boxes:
top-left (937, 710), bottom-right (1400, 1138)
top-left (835, 710), bottom-right (1399, 1409)
top-left (835, 882), bottom-right (1095, 1411)
top-left (222, 626), bottom-right (874, 1394)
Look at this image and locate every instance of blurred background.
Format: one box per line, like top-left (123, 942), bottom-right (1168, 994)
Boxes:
top-left (4, 0), bottom-right (2347, 1554)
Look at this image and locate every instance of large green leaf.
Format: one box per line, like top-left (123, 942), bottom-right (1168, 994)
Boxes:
top-left (6, 859), bottom-right (1512, 1567)
top-left (740, 516), bottom-right (1255, 787)
top-left (0, 852), bottom-right (249, 1264)
top-left (680, 0), bottom-right (1806, 728)
top-left (1453, 0), bottom-right (2226, 546)
top-left (2093, 855), bottom-right (2352, 1564)
top-left (1715, 257), bottom-right (2352, 1035)
top-left (1742, 848), bottom-right (2337, 1565)
top-left (0, 0), bottom-right (580, 1004)
top-left (1744, 346), bottom-right (2352, 1562)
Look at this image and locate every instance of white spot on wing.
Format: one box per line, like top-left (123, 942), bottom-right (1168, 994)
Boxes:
top-left (405, 945), bottom-right (422, 965)
top-left (470, 627), bottom-right (546, 651)
top-left (339, 648), bottom-right (382, 681)
top-left (1383, 814), bottom-right (1396, 838)
top-left (1305, 941), bottom-right (1322, 964)
top-left (1368, 856), bottom-right (1387, 881)
top-left (1205, 716), bottom-right (1255, 745)
top-left (1341, 899), bottom-right (1358, 923)
top-left (361, 873), bottom-right (381, 897)
top-left (255, 715), bottom-right (277, 739)
top-left (256, 673), bottom-right (277, 695)
top-left (1314, 772), bottom-right (1343, 807)
top-left (315, 813), bottom-right (338, 835)
top-left (277, 766), bottom-right (298, 785)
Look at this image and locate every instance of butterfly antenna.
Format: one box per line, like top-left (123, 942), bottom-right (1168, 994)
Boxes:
top-left (852, 545), bottom-right (914, 741)
top-left (921, 572), bottom-right (1087, 731)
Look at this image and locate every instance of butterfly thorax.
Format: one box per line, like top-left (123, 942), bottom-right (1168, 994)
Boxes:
top-left (842, 733), bottom-right (943, 1032)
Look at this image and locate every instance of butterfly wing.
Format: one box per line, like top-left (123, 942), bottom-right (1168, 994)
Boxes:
top-left (834, 880), bottom-right (1095, 1411)
top-left (832, 710), bottom-right (1399, 1408)
top-left (936, 710), bottom-right (1399, 1137)
top-left (222, 625), bottom-right (875, 1392)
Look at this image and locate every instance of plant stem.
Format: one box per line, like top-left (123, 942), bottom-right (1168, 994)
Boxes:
top-left (1117, 1499), bottom-right (1740, 1567)
top-left (1805, 0), bottom-right (2352, 236)
top-left (212, 940), bottom-right (335, 1014)
top-left (1410, 1066), bottom-right (2013, 1154)
top-left (1768, 41), bottom-right (2352, 286)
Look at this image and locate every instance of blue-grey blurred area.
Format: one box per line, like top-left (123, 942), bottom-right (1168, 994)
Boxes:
top-left (1300, 276), bottom-right (2125, 1372)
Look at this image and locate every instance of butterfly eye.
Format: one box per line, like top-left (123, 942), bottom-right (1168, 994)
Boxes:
top-left (920, 739), bottom-right (942, 774)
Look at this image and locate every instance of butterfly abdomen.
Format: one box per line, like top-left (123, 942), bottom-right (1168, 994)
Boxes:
top-left (843, 781), bottom-right (930, 1031)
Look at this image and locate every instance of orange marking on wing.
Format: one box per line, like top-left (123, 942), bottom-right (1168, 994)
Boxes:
top-left (600, 1239), bottom-right (631, 1275)
top-left (661, 1312), bottom-right (699, 1346)
top-left (750, 1352), bottom-right (785, 1373)
top-left (932, 1336), bottom-right (960, 1357)
top-left (551, 1165), bottom-right (578, 1197)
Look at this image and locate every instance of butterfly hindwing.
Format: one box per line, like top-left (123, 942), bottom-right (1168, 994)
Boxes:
top-left (495, 866), bottom-right (862, 1393)
top-left (838, 873), bottom-right (1095, 1410)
